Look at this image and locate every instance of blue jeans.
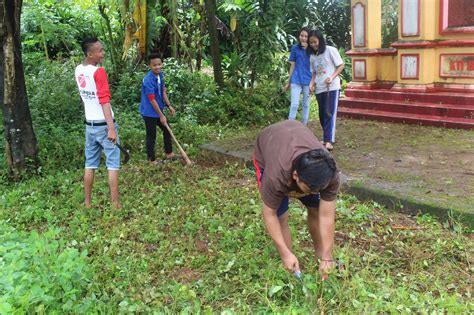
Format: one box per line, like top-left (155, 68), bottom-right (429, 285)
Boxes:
top-left (288, 83), bottom-right (310, 125)
top-left (85, 123), bottom-right (120, 170)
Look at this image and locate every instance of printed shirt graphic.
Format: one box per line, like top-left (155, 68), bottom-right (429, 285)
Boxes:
top-left (140, 71), bottom-right (165, 118)
top-left (310, 46), bottom-right (343, 94)
top-left (75, 64), bottom-right (114, 120)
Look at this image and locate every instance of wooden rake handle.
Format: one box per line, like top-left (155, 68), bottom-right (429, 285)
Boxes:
top-left (164, 123), bottom-right (192, 165)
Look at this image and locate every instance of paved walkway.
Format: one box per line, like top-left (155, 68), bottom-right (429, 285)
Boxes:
top-left (201, 118), bottom-right (474, 228)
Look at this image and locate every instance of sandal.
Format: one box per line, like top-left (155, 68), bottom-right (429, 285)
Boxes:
top-left (165, 155), bottom-right (180, 161)
top-left (325, 142), bottom-right (334, 151)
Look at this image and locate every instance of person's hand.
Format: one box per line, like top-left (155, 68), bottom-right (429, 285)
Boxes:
top-left (107, 127), bottom-right (117, 144)
top-left (168, 105), bottom-right (175, 116)
top-left (159, 115), bottom-right (167, 125)
top-left (325, 77), bottom-right (333, 85)
top-left (281, 252), bottom-right (300, 273)
top-left (309, 83), bottom-right (315, 95)
top-left (283, 83), bottom-right (290, 92)
top-left (319, 259), bottom-right (336, 281)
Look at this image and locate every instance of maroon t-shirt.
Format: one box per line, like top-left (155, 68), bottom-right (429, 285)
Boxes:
top-left (254, 120), bottom-right (340, 209)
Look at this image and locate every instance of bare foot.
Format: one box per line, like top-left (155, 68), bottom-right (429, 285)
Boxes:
top-left (112, 202), bottom-right (122, 210)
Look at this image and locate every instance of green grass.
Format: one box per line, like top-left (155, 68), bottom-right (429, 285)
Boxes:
top-left (0, 154), bottom-right (472, 313)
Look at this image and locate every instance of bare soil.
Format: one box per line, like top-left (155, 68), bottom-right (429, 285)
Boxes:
top-left (211, 118), bottom-right (474, 218)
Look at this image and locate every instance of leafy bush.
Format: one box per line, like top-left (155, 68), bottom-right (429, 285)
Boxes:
top-left (162, 58), bottom-right (288, 126)
top-left (0, 222), bottom-right (96, 313)
top-left (163, 58), bottom-right (217, 113)
top-left (26, 58), bottom-right (82, 132)
top-left (110, 63), bottom-right (147, 113)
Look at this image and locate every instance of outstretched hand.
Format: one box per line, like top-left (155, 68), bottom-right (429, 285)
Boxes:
top-left (319, 259), bottom-right (336, 281)
top-left (282, 252), bottom-right (300, 273)
top-left (159, 115), bottom-right (167, 125)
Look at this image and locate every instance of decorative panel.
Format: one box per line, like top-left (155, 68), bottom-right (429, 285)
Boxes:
top-left (401, 54), bottom-right (419, 79)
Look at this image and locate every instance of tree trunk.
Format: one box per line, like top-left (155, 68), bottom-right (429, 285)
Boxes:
top-left (204, 0), bottom-right (224, 88)
top-left (156, 0), bottom-right (172, 57)
top-left (1, 0), bottom-right (39, 178)
top-left (193, 0), bottom-right (205, 71)
top-left (98, 3), bottom-right (118, 80)
top-left (168, 0), bottom-right (178, 58)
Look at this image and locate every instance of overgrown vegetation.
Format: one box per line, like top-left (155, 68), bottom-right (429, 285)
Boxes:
top-left (2, 1), bottom-right (469, 312)
top-left (1, 157), bottom-right (472, 312)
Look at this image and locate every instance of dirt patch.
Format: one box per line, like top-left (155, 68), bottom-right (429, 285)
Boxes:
top-left (204, 118), bottom-right (474, 222)
top-left (329, 119), bottom-right (474, 214)
top-left (173, 267), bottom-right (202, 284)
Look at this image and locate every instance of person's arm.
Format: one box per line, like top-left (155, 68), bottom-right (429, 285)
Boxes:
top-left (94, 68), bottom-right (117, 143)
top-left (309, 71), bottom-right (316, 95)
top-left (148, 97), bottom-right (167, 125)
top-left (262, 203), bottom-right (300, 272)
top-left (284, 62), bottom-right (296, 92)
top-left (318, 198), bottom-right (336, 280)
top-left (100, 103), bottom-right (117, 143)
top-left (324, 63), bottom-right (344, 85)
top-left (162, 87), bottom-right (175, 116)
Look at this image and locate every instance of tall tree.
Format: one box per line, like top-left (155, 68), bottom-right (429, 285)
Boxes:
top-left (204, 0), bottom-right (223, 88)
top-left (1, 0), bottom-right (39, 178)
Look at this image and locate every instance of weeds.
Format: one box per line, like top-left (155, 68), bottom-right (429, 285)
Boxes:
top-left (1, 155), bottom-right (472, 312)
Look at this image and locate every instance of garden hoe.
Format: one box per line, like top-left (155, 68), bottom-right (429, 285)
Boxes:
top-left (164, 123), bottom-right (192, 165)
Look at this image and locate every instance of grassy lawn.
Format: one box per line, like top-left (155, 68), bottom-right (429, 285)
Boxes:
top-left (0, 153), bottom-right (472, 313)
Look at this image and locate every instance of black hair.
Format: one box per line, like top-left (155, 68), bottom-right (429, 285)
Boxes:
top-left (81, 37), bottom-right (99, 56)
top-left (294, 148), bottom-right (337, 190)
top-left (147, 53), bottom-right (163, 63)
top-left (298, 27), bottom-right (310, 47)
top-left (306, 29), bottom-right (326, 56)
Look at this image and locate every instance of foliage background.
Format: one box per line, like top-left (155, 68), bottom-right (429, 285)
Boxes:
top-left (4, 1), bottom-right (468, 313)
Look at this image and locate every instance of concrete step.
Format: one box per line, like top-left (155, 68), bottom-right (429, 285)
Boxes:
top-left (345, 89), bottom-right (474, 106)
top-left (338, 107), bottom-right (474, 129)
top-left (339, 97), bottom-right (474, 119)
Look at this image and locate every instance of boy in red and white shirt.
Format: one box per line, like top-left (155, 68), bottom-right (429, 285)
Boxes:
top-left (75, 37), bottom-right (121, 209)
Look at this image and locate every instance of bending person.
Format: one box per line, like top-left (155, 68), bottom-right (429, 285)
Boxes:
top-left (253, 120), bottom-right (339, 280)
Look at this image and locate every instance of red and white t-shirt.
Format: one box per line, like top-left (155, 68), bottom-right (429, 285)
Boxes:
top-left (75, 64), bottom-right (114, 121)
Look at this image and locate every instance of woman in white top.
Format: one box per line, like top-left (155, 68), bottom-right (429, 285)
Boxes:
top-left (308, 30), bottom-right (344, 151)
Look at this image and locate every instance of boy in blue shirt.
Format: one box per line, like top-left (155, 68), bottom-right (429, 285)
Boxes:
top-left (140, 54), bottom-right (176, 163)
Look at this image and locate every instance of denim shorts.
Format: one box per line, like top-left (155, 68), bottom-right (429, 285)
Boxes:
top-left (85, 123), bottom-right (120, 170)
top-left (253, 156), bottom-right (319, 217)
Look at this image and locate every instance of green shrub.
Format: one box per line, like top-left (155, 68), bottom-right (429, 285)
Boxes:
top-left (188, 82), bottom-right (288, 126)
top-left (0, 222), bottom-right (97, 313)
top-left (110, 63), bottom-right (147, 113)
top-left (26, 58), bottom-right (83, 132)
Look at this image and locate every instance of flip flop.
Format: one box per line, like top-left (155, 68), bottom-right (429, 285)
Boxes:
top-left (165, 156), bottom-right (180, 161)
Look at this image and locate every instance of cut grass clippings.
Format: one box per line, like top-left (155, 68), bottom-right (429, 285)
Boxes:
top-left (0, 154), bottom-right (472, 313)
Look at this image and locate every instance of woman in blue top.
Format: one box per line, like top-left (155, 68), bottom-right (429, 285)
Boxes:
top-left (284, 27), bottom-right (312, 125)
